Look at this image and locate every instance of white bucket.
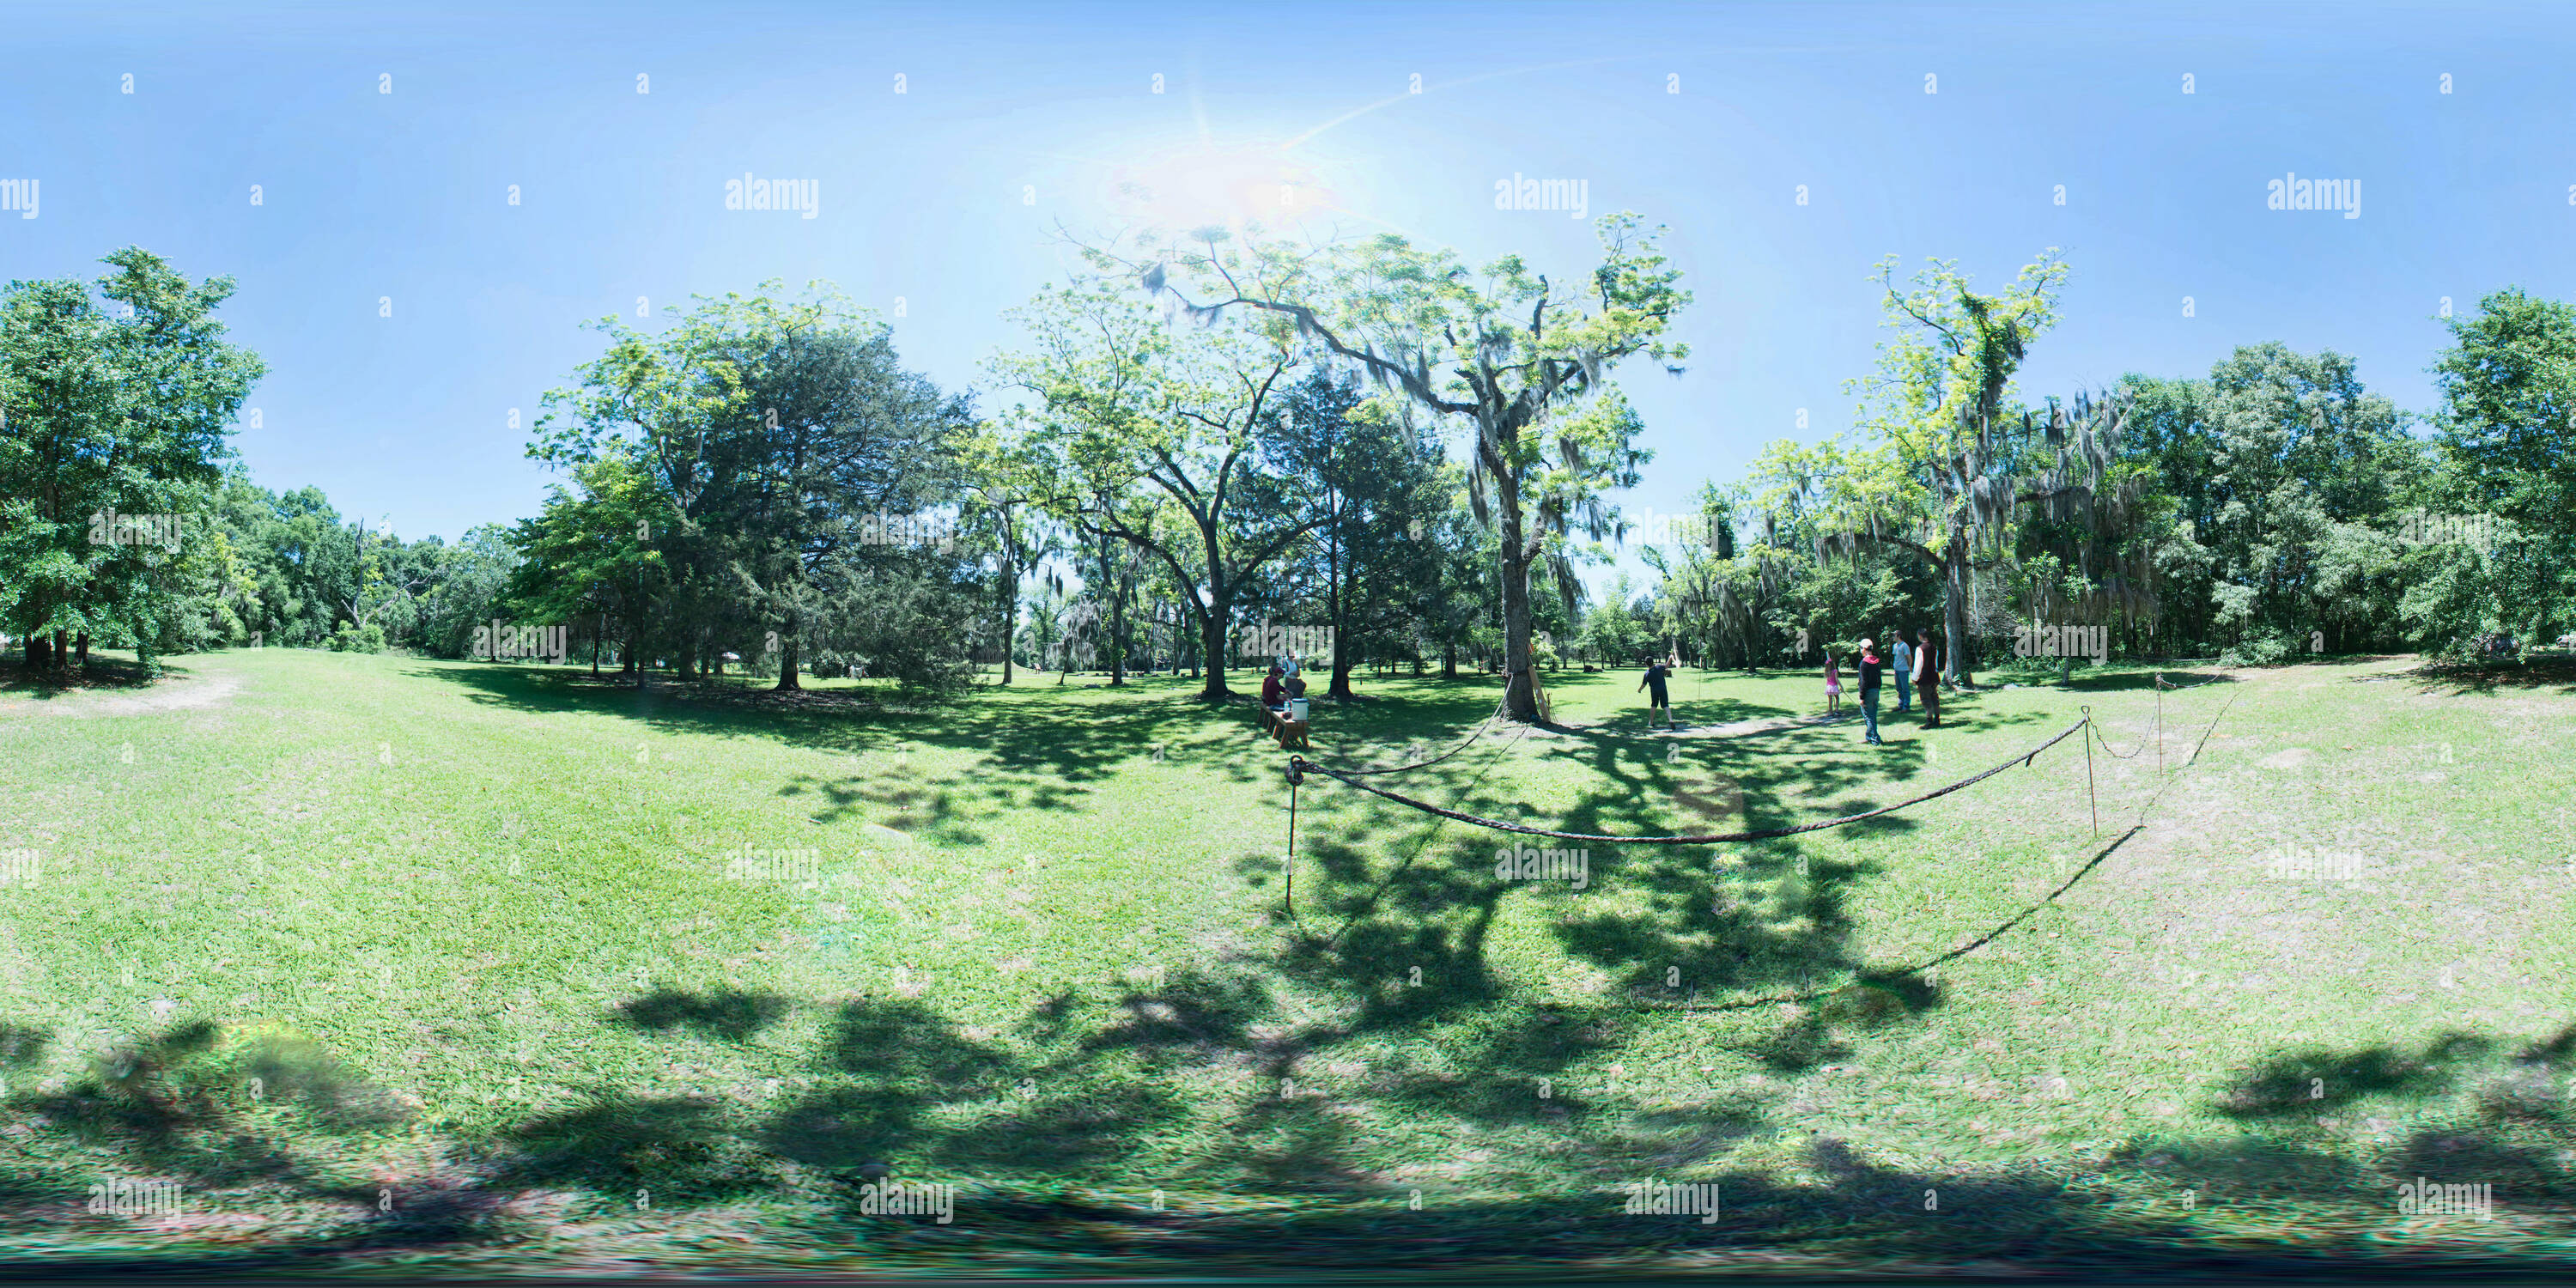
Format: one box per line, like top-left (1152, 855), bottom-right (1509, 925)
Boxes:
top-left (1287, 698), bottom-right (1309, 723)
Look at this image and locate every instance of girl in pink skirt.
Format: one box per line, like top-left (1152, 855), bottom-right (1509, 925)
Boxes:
top-left (1824, 653), bottom-right (1843, 716)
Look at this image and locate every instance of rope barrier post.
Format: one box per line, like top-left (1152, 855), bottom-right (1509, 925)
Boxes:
top-left (2154, 677), bottom-right (2165, 775)
top-left (2081, 710), bottom-right (2099, 836)
top-left (1283, 758), bottom-right (1304, 915)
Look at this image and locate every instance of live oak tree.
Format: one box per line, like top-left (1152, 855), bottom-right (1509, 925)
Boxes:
top-left (1087, 213), bottom-right (1689, 721)
top-left (994, 278), bottom-right (1331, 701)
top-left (1832, 252), bottom-right (2144, 684)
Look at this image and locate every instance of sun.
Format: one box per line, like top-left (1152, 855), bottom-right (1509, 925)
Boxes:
top-left (1105, 140), bottom-right (1338, 232)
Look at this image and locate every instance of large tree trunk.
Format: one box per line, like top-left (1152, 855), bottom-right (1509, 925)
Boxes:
top-left (1107, 556), bottom-right (1127, 688)
top-left (1327, 497), bottom-right (1356, 701)
top-left (1943, 545), bottom-right (1973, 687)
top-left (1197, 605), bottom-right (1234, 700)
top-left (997, 553), bottom-right (1017, 686)
top-left (75, 632), bottom-right (89, 666)
top-left (52, 630), bottom-right (69, 671)
top-left (1495, 479), bottom-right (1540, 721)
top-left (775, 629), bottom-right (800, 691)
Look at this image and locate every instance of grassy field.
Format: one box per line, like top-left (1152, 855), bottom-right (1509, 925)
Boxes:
top-left (0, 647), bottom-right (2570, 1275)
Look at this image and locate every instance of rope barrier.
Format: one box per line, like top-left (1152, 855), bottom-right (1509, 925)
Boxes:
top-left (1308, 691), bottom-right (1511, 777)
top-left (2154, 671), bottom-right (2232, 690)
top-left (1285, 717), bottom-right (2091, 846)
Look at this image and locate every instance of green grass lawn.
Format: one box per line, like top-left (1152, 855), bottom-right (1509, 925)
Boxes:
top-left (0, 647), bottom-right (2570, 1274)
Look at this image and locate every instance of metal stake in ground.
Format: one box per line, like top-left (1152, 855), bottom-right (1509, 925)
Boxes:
top-left (1283, 765), bottom-right (1301, 914)
top-left (2081, 706), bottom-right (2099, 835)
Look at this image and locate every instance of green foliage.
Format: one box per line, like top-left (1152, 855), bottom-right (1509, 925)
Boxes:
top-left (1094, 213), bottom-right (1691, 714)
top-left (0, 247), bottom-right (264, 672)
top-left (533, 282), bottom-right (975, 687)
top-left (2120, 344), bottom-right (2417, 657)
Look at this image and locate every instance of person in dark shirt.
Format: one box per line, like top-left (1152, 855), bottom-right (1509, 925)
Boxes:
top-left (1856, 637), bottom-right (1885, 745)
top-left (1639, 660), bottom-right (1673, 729)
top-left (1261, 665), bottom-right (1285, 709)
top-left (1915, 627), bottom-right (1942, 729)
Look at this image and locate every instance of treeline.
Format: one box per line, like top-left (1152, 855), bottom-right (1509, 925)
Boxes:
top-left (8, 240), bottom-right (2567, 694)
top-left (1628, 255), bottom-right (2574, 679)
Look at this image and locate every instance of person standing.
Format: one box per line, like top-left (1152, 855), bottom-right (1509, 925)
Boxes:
top-left (1915, 628), bottom-right (1941, 730)
top-left (1824, 653), bottom-right (1843, 718)
top-left (1891, 629), bottom-right (1914, 714)
top-left (1856, 638), bottom-right (1885, 745)
top-left (1639, 659), bottom-right (1673, 729)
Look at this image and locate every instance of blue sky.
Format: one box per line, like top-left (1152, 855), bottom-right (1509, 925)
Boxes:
top-left (6, 1), bottom-right (2573, 592)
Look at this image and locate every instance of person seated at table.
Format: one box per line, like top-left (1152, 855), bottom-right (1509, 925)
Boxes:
top-left (1261, 664), bottom-right (1286, 710)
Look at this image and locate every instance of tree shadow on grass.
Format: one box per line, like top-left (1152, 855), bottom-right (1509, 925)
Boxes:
top-left (10, 983), bottom-right (2576, 1274)
top-left (2213, 1033), bottom-right (2492, 1120)
top-left (607, 986), bottom-right (795, 1042)
top-left (2059, 667), bottom-right (2239, 693)
top-left (2403, 655), bottom-right (2576, 696)
top-left (403, 663), bottom-right (1278, 829)
top-left (0, 653), bottom-right (189, 697)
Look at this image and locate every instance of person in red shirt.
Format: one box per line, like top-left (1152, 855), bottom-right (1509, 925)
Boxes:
top-left (1261, 665), bottom-right (1285, 709)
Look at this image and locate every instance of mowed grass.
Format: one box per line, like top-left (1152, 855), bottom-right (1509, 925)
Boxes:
top-left (0, 647), bottom-right (2570, 1273)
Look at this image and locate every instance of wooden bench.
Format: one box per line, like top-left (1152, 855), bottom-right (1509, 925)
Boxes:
top-left (1257, 706), bottom-right (1311, 750)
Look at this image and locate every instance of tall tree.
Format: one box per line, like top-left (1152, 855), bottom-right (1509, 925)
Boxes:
top-left (1271, 371), bottom-right (1449, 698)
top-left (1084, 213), bottom-right (1690, 720)
top-left (532, 283), bottom-right (969, 690)
top-left (2418, 288), bottom-right (2576, 651)
top-left (1833, 252), bottom-right (2141, 684)
top-left (995, 279), bottom-right (1330, 700)
top-left (0, 248), bottom-right (263, 672)
top-left (2121, 344), bottom-right (2412, 659)
top-left (957, 425), bottom-right (1061, 686)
